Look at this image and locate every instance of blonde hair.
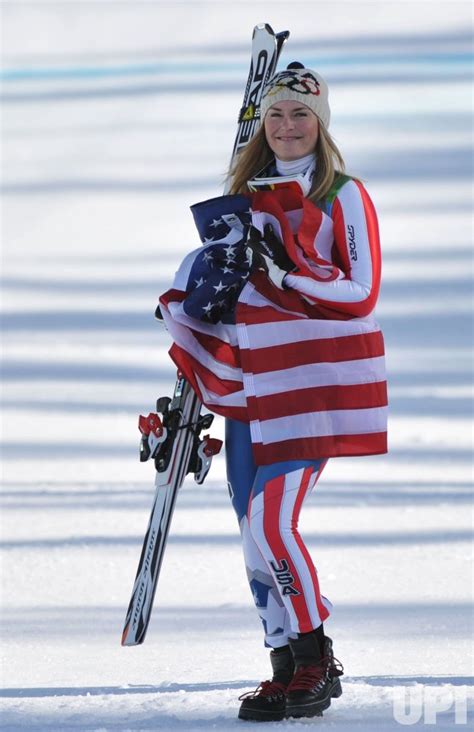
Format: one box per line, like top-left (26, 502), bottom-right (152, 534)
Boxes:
top-left (227, 119), bottom-right (346, 203)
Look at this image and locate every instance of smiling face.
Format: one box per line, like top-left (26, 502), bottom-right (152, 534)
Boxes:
top-left (263, 100), bottom-right (319, 161)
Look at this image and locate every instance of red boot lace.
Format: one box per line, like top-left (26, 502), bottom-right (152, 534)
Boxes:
top-left (287, 665), bottom-right (326, 692)
top-left (238, 679), bottom-right (287, 701)
top-left (287, 654), bottom-right (344, 693)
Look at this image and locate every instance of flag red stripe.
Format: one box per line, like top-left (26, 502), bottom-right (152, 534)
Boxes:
top-left (160, 288), bottom-right (186, 307)
top-left (247, 381), bottom-right (388, 421)
top-left (168, 343), bottom-right (204, 401)
top-left (192, 329), bottom-right (241, 369)
top-left (331, 197), bottom-right (350, 274)
top-left (169, 343), bottom-right (242, 397)
top-left (169, 344), bottom-right (248, 421)
top-left (240, 331), bottom-right (385, 374)
top-left (240, 275), bottom-right (353, 322)
top-left (253, 431), bottom-right (388, 465)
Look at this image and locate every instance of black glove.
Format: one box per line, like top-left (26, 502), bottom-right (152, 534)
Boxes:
top-left (246, 224), bottom-right (296, 289)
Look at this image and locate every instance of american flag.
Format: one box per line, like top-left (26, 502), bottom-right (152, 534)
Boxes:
top-left (182, 193), bottom-right (252, 324)
top-left (160, 186), bottom-right (388, 465)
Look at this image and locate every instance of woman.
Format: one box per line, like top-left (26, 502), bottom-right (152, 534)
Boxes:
top-left (159, 64), bottom-right (387, 722)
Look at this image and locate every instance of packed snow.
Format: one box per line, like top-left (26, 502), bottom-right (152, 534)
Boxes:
top-left (1, 1), bottom-right (472, 730)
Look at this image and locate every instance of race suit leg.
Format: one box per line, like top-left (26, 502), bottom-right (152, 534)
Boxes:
top-left (225, 418), bottom-right (331, 645)
top-left (247, 457), bottom-right (332, 635)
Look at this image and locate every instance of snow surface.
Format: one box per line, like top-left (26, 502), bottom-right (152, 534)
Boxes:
top-left (1, 1), bottom-right (473, 730)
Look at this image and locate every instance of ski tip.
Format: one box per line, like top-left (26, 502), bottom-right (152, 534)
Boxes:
top-left (253, 23), bottom-right (275, 37)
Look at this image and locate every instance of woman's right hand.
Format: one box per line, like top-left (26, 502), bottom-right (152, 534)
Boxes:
top-left (246, 224), bottom-right (296, 289)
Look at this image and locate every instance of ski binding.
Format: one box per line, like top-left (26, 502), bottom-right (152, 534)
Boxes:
top-left (138, 398), bottom-right (222, 484)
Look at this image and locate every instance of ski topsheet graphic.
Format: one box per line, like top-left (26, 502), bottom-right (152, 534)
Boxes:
top-left (121, 23), bottom-right (289, 647)
top-left (122, 378), bottom-right (222, 646)
top-left (231, 24), bottom-right (290, 162)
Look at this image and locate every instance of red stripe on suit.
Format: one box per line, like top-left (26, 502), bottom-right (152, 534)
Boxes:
top-left (290, 465), bottom-right (331, 629)
top-left (262, 472), bottom-right (313, 631)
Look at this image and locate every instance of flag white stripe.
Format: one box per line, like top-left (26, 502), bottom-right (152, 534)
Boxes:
top-left (195, 374), bottom-right (247, 408)
top-left (239, 282), bottom-right (309, 319)
top-left (246, 356), bottom-right (386, 397)
top-left (241, 315), bottom-right (381, 349)
top-left (167, 301), bottom-right (239, 346)
top-left (253, 405), bottom-right (388, 444)
top-left (164, 316), bottom-right (243, 382)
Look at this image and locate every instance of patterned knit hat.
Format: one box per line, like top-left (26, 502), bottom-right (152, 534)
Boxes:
top-left (260, 63), bottom-right (330, 129)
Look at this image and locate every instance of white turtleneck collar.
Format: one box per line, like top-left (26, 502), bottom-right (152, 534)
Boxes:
top-left (275, 153), bottom-right (316, 176)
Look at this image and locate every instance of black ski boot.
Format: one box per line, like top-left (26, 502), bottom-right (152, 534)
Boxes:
top-left (286, 631), bottom-right (344, 718)
top-left (238, 645), bottom-right (295, 722)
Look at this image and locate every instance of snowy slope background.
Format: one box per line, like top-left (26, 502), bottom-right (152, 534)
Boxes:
top-left (1, 1), bottom-right (472, 730)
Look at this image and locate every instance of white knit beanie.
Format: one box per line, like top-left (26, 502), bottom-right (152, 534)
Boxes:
top-left (260, 64), bottom-right (330, 129)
